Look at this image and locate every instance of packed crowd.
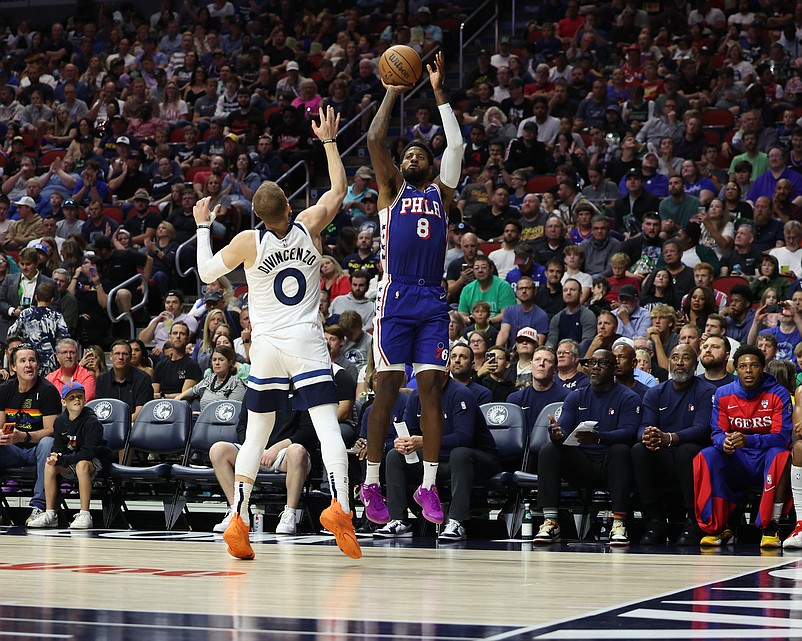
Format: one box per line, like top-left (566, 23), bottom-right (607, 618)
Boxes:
top-left (4, 0), bottom-right (802, 546)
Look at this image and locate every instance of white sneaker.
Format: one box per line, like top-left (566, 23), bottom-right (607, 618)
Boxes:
top-left (373, 519), bottom-right (413, 538)
top-left (70, 512), bottom-right (93, 530)
top-left (610, 519), bottom-right (630, 546)
top-left (275, 507), bottom-right (301, 535)
top-left (784, 521), bottom-right (802, 549)
top-left (27, 509), bottom-right (58, 528)
top-left (533, 519), bottom-right (561, 544)
top-left (437, 519), bottom-right (466, 542)
top-left (213, 508), bottom-right (234, 533)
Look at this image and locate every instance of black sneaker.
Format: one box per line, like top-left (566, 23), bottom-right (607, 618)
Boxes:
top-left (639, 518), bottom-right (668, 545)
top-left (676, 518), bottom-right (702, 546)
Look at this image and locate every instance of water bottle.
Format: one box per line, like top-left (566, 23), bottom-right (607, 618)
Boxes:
top-left (521, 501), bottom-right (534, 540)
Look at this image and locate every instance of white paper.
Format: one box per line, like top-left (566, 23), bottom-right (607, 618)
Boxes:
top-left (563, 421), bottom-right (598, 447)
top-left (394, 421), bottom-right (420, 463)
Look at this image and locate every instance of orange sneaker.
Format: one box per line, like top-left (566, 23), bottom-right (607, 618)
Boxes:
top-left (320, 500), bottom-right (362, 559)
top-left (223, 513), bottom-right (255, 560)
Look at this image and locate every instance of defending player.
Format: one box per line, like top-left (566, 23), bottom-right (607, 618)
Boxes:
top-left (360, 51), bottom-right (464, 525)
top-left (193, 106), bottom-right (361, 560)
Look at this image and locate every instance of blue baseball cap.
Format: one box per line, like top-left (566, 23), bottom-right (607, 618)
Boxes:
top-left (61, 381), bottom-right (85, 399)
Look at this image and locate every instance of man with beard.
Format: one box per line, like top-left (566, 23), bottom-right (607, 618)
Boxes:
top-left (361, 53), bottom-right (462, 528)
top-left (698, 335), bottom-right (736, 389)
top-left (496, 276), bottom-right (549, 349)
top-left (545, 278), bottom-right (596, 349)
top-left (620, 212), bottom-right (663, 280)
top-left (751, 196), bottom-right (785, 253)
top-left (533, 348), bottom-right (640, 546)
top-left (633, 344), bottom-right (716, 545)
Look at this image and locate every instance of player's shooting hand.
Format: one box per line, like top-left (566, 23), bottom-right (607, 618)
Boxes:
top-left (427, 51), bottom-right (444, 90)
top-left (311, 106), bottom-right (340, 142)
top-left (380, 78), bottom-right (410, 93)
top-left (193, 196), bottom-right (220, 226)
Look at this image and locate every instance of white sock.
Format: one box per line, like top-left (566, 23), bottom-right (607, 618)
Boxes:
top-left (365, 460), bottom-right (381, 486)
top-left (233, 481), bottom-right (253, 526)
top-left (45, 509), bottom-right (56, 517)
top-left (308, 403), bottom-right (351, 513)
top-left (422, 461), bottom-right (439, 489)
top-left (80, 510), bottom-right (90, 516)
top-left (792, 465), bottom-right (802, 523)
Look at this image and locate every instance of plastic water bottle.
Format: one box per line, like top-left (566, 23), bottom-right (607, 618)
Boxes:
top-left (521, 501), bottom-right (534, 540)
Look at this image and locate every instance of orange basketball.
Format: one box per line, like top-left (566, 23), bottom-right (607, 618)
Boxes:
top-left (379, 45), bottom-right (423, 87)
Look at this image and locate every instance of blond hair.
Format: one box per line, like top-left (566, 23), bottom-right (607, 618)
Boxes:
top-left (252, 181), bottom-right (289, 225)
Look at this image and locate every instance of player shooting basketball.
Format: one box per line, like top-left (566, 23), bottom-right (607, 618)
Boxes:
top-left (361, 51), bottom-right (465, 528)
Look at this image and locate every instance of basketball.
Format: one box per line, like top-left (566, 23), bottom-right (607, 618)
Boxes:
top-left (379, 45), bottom-right (423, 87)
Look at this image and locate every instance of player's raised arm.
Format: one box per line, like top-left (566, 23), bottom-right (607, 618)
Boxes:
top-left (367, 82), bottom-right (405, 208)
top-left (430, 52), bottom-right (464, 204)
top-left (194, 196), bottom-right (254, 282)
top-left (297, 106), bottom-right (347, 237)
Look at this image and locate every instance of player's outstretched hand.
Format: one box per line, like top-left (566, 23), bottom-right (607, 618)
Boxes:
top-left (311, 106), bottom-right (341, 143)
top-left (193, 195), bottom-right (221, 227)
top-left (427, 51), bottom-right (444, 90)
top-left (380, 78), bottom-right (411, 93)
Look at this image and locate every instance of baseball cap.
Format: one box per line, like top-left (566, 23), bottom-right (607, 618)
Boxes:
top-left (522, 120), bottom-right (538, 131)
top-left (225, 132), bottom-right (239, 142)
top-left (515, 327), bottom-right (538, 343)
top-left (356, 166), bottom-right (373, 179)
top-left (165, 288), bottom-right (184, 300)
top-left (618, 284), bottom-right (638, 299)
top-left (31, 242), bottom-right (48, 255)
top-left (204, 290), bottom-right (223, 303)
top-left (128, 148), bottom-right (141, 158)
top-left (111, 114), bottom-right (126, 123)
top-left (612, 337), bottom-right (635, 349)
top-left (63, 199), bottom-right (77, 207)
top-left (606, 103), bottom-right (621, 113)
top-left (12, 135), bottom-right (23, 143)
top-left (626, 167), bottom-right (644, 179)
top-left (61, 381), bottom-right (86, 400)
top-left (418, 5), bottom-right (432, 13)
top-left (133, 188), bottom-right (151, 201)
top-left (116, 136), bottom-right (130, 145)
top-left (363, 190), bottom-right (378, 202)
top-left (286, 60), bottom-right (300, 71)
top-left (78, 134), bottom-right (93, 143)
top-left (13, 196), bottom-right (35, 208)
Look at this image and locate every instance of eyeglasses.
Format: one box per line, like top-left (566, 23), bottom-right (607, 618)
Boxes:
top-left (579, 358), bottom-right (613, 369)
top-left (556, 350), bottom-right (574, 357)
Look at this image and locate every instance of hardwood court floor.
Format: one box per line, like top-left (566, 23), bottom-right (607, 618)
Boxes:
top-left (0, 528), bottom-right (791, 631)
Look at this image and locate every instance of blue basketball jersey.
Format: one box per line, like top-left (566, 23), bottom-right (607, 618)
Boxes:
top-left (379, 181), bottom-right (448, 282)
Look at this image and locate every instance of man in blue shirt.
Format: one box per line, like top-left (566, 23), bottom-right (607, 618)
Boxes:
top-left (373, 375), bottom-right (499, 542)
top-left (632, 344), bottom-right (716, 545)
top-left (698, 335), bottom-right (737, 390)
top-left (533, 349), bottom-right (640, 546)
top-left (509, 346), bottom-right (571, 434)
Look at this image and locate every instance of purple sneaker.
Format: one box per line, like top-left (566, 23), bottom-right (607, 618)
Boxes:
top-left (413, 485), bottom-right (444, 524)
top-left (360, 483), bottom-right (390, 524)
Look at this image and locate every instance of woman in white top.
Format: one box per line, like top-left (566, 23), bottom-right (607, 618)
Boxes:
top-left (697, 198), bottom-right (734, 260)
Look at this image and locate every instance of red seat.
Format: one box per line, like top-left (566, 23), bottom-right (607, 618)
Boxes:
top-left (233, 284), bottom-right (248, 298)
top-left (703, 129), bottom-right (721, 144)
top-left (103, 207), bottom-right (124, 225)
top-left (478, 242), bottom-right (501, 255)
top-left (169, 128), bottom-right (186, 143)
top-left (525, 175), bottom-right (557, 194)
top-left (702, 109), bottom-right (735, 129)
top-left (185, 165), bottom-right (210, 182)
top-left (39, 149), bottom-right (68, 167)
top-left (713, 276), bottom-right (749, 296)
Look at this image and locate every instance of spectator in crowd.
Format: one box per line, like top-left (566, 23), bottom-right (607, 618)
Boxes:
top-left (330, 271), bottom-right (375, 331)
top-left (698, 334), bottom-right (737, 390)
top-left (45, 338), bottom-right (96, 400)
top-left (0, 247), bottom-right (57, 339)
top-left (545, 278), bottom-right (596, 349)
top-left (95, 340), bottom-right (154, 423)
top-left (152, 321), bottom-right (202, 398)
top-left (8, 282), bottom-right (69, 374)
top-left (581, 215), bottom-right (622, 278)
top-left (0, 344), bottom-right (61, 525)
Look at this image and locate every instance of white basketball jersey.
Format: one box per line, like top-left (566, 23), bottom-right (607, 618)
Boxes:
top-left (244, 222), bottom-right (322, 338)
